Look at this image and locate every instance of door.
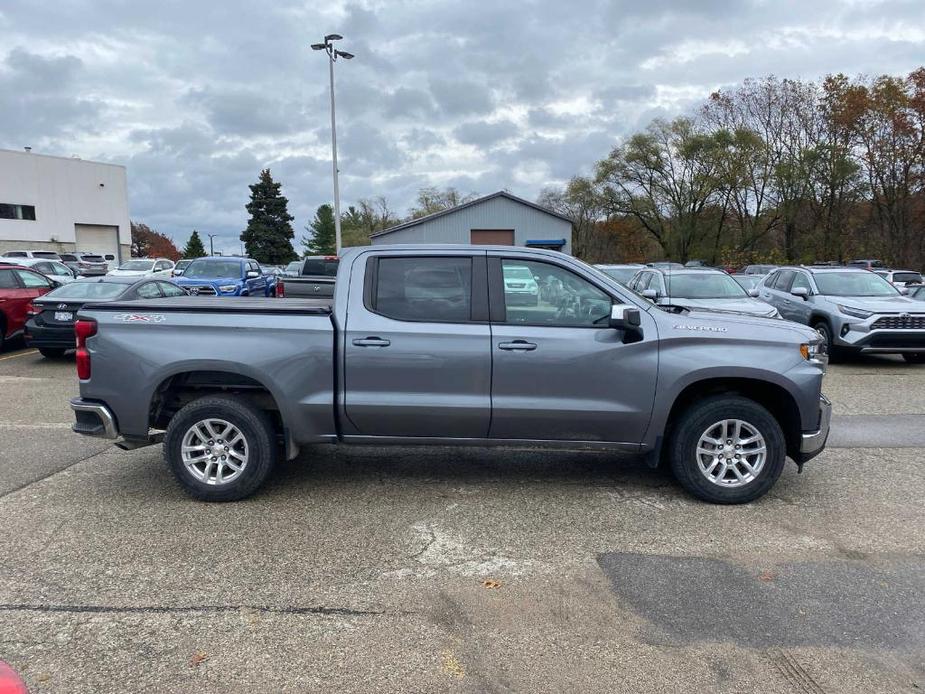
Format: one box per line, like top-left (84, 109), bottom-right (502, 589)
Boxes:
top-left (758, 270), bottom-right (793, 312)
top-left (244, 261), bottom-right (267, 295)
top-left (75, 224), bottom-right (120, 263)
top-left (343, 253), bottom-right (492, 438)
top-left (780, 271), bottom-right (813, 323)
top-left (488, 256), bottom-right (658, 443)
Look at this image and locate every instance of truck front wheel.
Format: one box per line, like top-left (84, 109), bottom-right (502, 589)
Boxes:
top-left (164, 394), bottom-right (277, 501)
top-left (668, 395), bottom-right (786, 504)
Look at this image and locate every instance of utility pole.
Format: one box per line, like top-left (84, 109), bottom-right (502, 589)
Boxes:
top-left (207, 233), bottom-right (217, 256)
top-left (311, 34), bottom-right (354, 254)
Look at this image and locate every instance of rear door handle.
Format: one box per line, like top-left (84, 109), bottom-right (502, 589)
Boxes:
top-left (498, 340), bottom-right (537, 351)
top-left (352, 337), bottom-right (391, 347)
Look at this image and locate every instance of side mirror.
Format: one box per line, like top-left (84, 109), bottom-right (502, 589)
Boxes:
top-left (173, 269), bottom-right (184, 276)
top-left (641, 288), bottom-right (658, 300)
top-left (748, 288), bottom-right (760, 297)
top-left (610, 304), bottom-right (643, 343)
top-left (791, 287), bottom-right (810, 300)
top-left (899, 287), bottom-right (910, 295)
top-left (246, 270), bottom-right (260, 279)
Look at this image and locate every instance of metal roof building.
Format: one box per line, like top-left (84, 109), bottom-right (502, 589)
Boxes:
top-left (369, 191), bottom-right (573, 253)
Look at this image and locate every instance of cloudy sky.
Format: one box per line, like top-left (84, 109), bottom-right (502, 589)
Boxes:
top-left (2, 1), bottom-right (924, 255)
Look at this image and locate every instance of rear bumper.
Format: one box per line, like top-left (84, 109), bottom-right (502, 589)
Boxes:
top-left (796, 394), bottom-right (831, 462)
top-left (70, 398), bottom-right (119, 439)
top-left (24, 320), bottom-right (75, 348)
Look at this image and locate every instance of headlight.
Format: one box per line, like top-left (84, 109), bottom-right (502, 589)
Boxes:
top-left (800, 341), bottom-right (828, 366)
top-left (838, 304), bottom-right (873, 319)
top-left (218, 285), bottom-right (238, 293)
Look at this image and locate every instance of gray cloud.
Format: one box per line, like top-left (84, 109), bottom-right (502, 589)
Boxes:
top-left (0, 0), bottom-right (923, 248)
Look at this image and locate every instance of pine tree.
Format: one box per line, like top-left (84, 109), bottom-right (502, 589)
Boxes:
top-left (240, 169), bottom-right (298, 264)
top-left (182, 230), bottom-right (207, 258)
top-left (302, 204), bottom-right (336, 256)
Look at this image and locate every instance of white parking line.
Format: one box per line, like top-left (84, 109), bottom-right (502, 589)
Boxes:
top-left (0, 349), bottom-right (38, 361)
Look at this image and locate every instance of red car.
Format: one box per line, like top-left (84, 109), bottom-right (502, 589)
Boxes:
top-left (0, 264), bottom-right (58, 351)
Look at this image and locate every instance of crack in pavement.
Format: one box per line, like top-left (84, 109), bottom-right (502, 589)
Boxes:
top-left (0, 603), bottom-right (403, 617)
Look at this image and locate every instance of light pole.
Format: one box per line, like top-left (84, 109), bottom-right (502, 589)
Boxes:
top-left (311, 34), bottom-right (354, 254)
top-left (207, 233), bottom-right (217, 256)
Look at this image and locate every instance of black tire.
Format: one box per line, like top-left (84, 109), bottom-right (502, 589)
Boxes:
top-left (668, 395), bottom-right (786, 504)
top-left (38, 347), bottom-right (67, 358)
top-left (812, 320), bottom-right (844, 362)
top-left (903, 353), bottom-right (925, 364)
top-left (164, 394), bottom-right (277, 501)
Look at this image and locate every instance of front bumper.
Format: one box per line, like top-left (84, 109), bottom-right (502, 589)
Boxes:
top-left (797, 394), bottom-right (831, 462)
top-left (833, 315), bottom-right (925, 353)
top-left (70, 398), bottom-right (119, 439)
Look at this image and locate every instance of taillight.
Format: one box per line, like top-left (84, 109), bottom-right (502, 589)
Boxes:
top-left (277, 280), bottom-right (284, 298)
top-left (75, 319), bottom-right (97, 380)
top-left (26, 302), bottom-right (38, 317)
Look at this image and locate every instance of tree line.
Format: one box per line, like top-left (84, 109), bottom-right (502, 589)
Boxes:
top-left (540, 68), bottom-right (925, 268)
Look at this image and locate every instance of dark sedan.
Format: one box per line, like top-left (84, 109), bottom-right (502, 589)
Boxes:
top-left (25, 276), bottom-right (187, 358)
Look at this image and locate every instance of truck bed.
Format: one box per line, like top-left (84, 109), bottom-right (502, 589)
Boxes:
top-left (83, 296), bottom-right (333, 314)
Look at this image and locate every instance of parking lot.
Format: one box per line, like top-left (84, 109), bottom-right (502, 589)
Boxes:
top-left (0, 344), bottom-right (923, 693)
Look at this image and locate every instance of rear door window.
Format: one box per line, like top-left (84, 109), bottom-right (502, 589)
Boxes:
top-left (371, 257), bottom-right (472, 322)
top-left (135, 282), bottom-right (163, 299)
top-left (13, 269), bottom-right (52, 288)
top-left (773, 270), bottom-right (795, 291)
top-left (158, 282), bottom-right (187, 297)
top-left (0, 269), bottom-right (17, 288)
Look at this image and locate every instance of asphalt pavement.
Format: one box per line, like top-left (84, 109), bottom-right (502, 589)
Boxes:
top-left (0, 345), bottom-right (923, 693)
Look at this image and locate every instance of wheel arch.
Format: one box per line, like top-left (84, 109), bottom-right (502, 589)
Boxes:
top-left (149, 369), bottom-right (295, 456)
top-left (660, 377), bottom-right (802, 465)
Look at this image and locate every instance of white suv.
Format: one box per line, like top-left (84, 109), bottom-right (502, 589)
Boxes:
top-left (1, 249), bottom-right (63, 261)
top-left (107, 258), bottom-right (176, 278)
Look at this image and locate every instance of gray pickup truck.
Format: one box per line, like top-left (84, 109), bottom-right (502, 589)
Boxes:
top-left (70, 245), bottom-right (831, 504)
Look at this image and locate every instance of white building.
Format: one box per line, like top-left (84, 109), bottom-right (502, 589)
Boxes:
top-left (0, 148), bottom-right (131, 261)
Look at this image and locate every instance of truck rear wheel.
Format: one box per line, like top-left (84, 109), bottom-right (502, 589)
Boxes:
top-left (668, 395), bottom-right (786, 504)
top-left (164, 394), bottom-right (277, 501)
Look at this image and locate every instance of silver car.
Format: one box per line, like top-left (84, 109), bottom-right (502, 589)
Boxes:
top-left (758, 266), bottom-right (925, 363)
top-left (628, 267), bottom-right (780, 318)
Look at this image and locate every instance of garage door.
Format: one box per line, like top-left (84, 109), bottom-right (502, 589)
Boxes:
top-left (75, 224), bottom-right (120, 265)
top-left (470, 229), bottom-right (514, 245)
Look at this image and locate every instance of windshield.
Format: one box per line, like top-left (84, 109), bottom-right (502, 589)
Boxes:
top-left (118, 260), bottom-right (155, 271)
top-left (732, 275), bottom-right (762, 290)
top-left (814, 272), bottom-right (899, 297)
top-left (598, 267), bottom-right (639, 283)
top-left (301, 258), bottom-right (339, 276)
top-left (183, 260), bottom-right (242, 278)
top-left (45, 282), bottom-right (127, 300)
top-left (665, 273), bottom-right (748, 299)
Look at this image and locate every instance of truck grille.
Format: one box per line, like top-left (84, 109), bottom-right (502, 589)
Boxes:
top-left (186, 285), bottom-right (216, 296)
top-left (871, 315), bottom-right (925, 330)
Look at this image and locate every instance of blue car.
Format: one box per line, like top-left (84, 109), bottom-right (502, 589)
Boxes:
top-left (174, 257), bottom-right (274, 297)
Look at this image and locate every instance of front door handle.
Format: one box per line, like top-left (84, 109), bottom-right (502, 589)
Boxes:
top-left (498, 340), bottom-right (537, 351)
top-left (353, 337), bottom-right (391, 347)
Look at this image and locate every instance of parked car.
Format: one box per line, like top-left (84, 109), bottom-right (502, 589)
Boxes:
top-left (502, 264), bottom-right (540, 305)
top-left (107, 258), bottom-right (176, 279)
top-left (646, 261), bottom-right (684, 270)
top-left (25, 276), bottom-right (187, 358)
top-left (0, 265), bottom-right (59, 351)
top-left (758, 266), bottom-right (925, 362)
top-left (741, 264), bottom-right (778, 275)
top-left (58, 252), bottom-right (109, 276)
top-left (873, 269), bottom-right (923, 288)
top-left (173, 257), bottom-right (274, 296)
top-left (0, 257), bottom-right (75, 284)
top-left (1, 249), bottom-right (62, 261)
top-left (282, 260), bottom-right (303, 277)
top-left (731, 274), bottom-right (764, 292)
top-left (848, 259), bottom-right (885, 271)
top-left (69, 245), bottom-right (830, 505)
top-left (172, 259), bottom-right (193, 277)
top-left (275, 256), bottom-right (338, 298)
top-left (627, 267), bottom-right (780, 318)
top-left (594, 263), bottom-right (645, 286)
